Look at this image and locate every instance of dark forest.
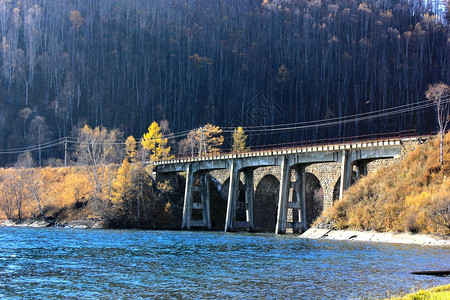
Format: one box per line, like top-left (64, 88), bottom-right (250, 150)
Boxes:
top-left (0, 0), bottom-right (448, 165)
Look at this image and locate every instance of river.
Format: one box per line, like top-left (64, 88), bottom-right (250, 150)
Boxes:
top-left (0, 227), bottom-right (448, 299)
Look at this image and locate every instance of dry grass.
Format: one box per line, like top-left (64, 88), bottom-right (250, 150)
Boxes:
top-left (318, 133), bottom-right (450, 235)
top-left (0, 166), bottom-right (94, 221)
top-left (384, 284), bottom-right (450, 300)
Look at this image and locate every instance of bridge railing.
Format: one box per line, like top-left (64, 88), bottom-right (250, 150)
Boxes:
top-left (154, 129), bottom-right (421, 163)
top-left (244, 129), bottom-right (419, 152)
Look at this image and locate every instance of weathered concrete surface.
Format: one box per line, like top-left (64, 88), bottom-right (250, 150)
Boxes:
top-left (0, 219), bottom-right (52, 227)
top-left (66, 220), bottom-right (103, 229)
top-left (0, 220), bottom-right (19, 226)
top-left (300, 228), bottom-right (450, 246)
top-left (28, 220), bottom-right (52, 228)
top-left (300, 228), bottom-right (332, 239)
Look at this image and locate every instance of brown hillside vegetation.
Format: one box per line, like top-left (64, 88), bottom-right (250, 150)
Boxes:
top-left (317, 133), bottom-right (450, 235)
top-left (0, 167), bottom-right (93, 221)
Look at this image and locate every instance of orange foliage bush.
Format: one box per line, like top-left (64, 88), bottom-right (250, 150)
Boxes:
top-left (320, 133), bottom-right (450, 235)
top-left (0, 166), bottom-right (94, 221)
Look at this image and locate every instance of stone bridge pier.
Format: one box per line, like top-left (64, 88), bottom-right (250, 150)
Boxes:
top-left (155, 138), bottom-right (420, 234)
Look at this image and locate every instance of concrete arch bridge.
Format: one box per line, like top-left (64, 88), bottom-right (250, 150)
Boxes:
top-left (154, 137), bottom-right (422, 234)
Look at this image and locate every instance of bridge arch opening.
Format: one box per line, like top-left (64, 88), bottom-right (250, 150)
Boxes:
top-left (305, 173), bottom-right (323, 226)
top-left (220, 178), bottom-right (246, 222)
top-left (186, 174), bottom-right (227, 230)
top-left (254, 175), bottom-right (280, 232)
top-left (332, 172), bottom-right (357, 201)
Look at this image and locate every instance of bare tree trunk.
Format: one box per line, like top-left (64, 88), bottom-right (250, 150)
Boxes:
top-left (16, 192), bottom-right (22, 220)
top-left (440, 128), bottom-right (444, 168)
top-left (24, 170), bottom-right (47, 221)
top-left (38, 144), bottom-right (42, 167)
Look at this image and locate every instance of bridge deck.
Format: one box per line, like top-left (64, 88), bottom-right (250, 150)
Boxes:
top-left (153, 138), bottom-right (403, 167)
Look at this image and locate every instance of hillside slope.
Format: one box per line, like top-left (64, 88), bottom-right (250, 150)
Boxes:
top-left (317, 133), bottom-right (450, 235)
top-left (0, 0), bottom-right (448, 165)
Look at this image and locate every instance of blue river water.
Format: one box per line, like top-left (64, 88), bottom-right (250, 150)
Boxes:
top-left (0, 227), bottom-right (448, 299)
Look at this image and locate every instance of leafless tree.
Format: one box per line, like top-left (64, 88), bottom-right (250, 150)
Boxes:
top-left (22, 168), bottom-right (47, 221)
top-left (29, 115), bottom-right (51, 166)
top-left (160, 119), bottom-right (176, 151)
top-left (426, 83), bottom-right (450, 168)
top-left (14, 151), bottom-right (47, 220)
top-left (22, 5), bottom-right (42, 105)
top-left (429, 196), bottom-right (450, 230)
top-left (0, 172), bottom-right (17, 219)
top-left (74, 125), bottom-right (123, 195)
top-left (178, 130), bottom-right (198, 157)
top-left (19, 107), bottom-right (32, 138)
top-left (0, 110), bottom-right (6, 137)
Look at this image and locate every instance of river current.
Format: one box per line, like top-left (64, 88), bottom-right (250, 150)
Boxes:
top-left (0, 227), bottom-right (448, 299)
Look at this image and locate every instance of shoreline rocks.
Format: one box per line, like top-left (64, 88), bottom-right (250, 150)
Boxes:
top-left (1, 219), bottom-right (52, 228)
top-left (300, 228), bottom-right (449, 246)
top-left (64, 220), bottom-right (104, 229)
top-left (0, 219), bottom-right (104, 229)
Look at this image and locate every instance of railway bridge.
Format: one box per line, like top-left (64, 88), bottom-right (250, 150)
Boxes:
top-left (154, 136), bottom-right (422, 234)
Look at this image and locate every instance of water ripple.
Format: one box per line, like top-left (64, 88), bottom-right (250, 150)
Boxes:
top-left (0, 227), bottom-right (448, 299)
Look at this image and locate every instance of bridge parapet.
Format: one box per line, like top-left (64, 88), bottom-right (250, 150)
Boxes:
top-left (153, 138), bottom-right (403, 173)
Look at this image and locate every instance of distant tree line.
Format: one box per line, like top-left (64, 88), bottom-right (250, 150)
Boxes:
top-left (0, 0), bottom-right (449, 165)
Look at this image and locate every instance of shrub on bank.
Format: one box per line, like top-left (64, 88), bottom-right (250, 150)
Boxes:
top-left (318, 133), bottom-right (450, 235)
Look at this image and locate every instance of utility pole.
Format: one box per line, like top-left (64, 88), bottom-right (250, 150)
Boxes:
top-left (64, 137), bottom-right (68, 167)
top-left (198, 127), bottom-right (202, 157)
top-left (202, 127), bottom-right (206, 156)
top-left (202, 127), bottom-right (207, 156)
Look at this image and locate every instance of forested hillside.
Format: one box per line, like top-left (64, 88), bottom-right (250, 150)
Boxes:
top-left (0, 0), bottom-right (448, 165)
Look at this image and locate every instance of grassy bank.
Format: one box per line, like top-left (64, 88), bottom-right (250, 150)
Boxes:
top-left (317, 133), bottom-right (450, 235)
top-left (385, 284), bottom-right (450, 300)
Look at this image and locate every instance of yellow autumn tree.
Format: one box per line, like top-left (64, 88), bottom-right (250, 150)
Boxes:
top-left (59, 169), bottom-right (92, 208)
top-left (69, 10), bottom-right (84, 30)
top-left (141, 121), bottom-right (173, 161)
top-left (0, 169), bottom-right (19, 219)
top-left (125, 135), bottom-right (138, 163)
top-left (195, 124), bottom-right (224, 156)
top-left (112, 159), bottom-right (133, 205)
top-left (232, 126), bottom-right (249, 152)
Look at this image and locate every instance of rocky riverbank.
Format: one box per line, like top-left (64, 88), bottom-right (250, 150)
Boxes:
top-left (300, 228), bottom-right (450, 246)
top-left (0, 219), bottom-right (105, 229)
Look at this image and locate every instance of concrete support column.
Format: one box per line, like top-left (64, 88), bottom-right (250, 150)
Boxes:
top-left (201, 173), bottom-right (211, 229)
top-left (244, 169), bottom-right (254, 232)
top-left (339, 150), bottom-right (353, 200)
top-left (294, 166), bottom-right (307, 232)
top-left (276, 156), bottom-right (290, 234)
top-left (181, 164), bottom-right (194, 230)
top-left (225, 161), bottom-right (239, 232)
